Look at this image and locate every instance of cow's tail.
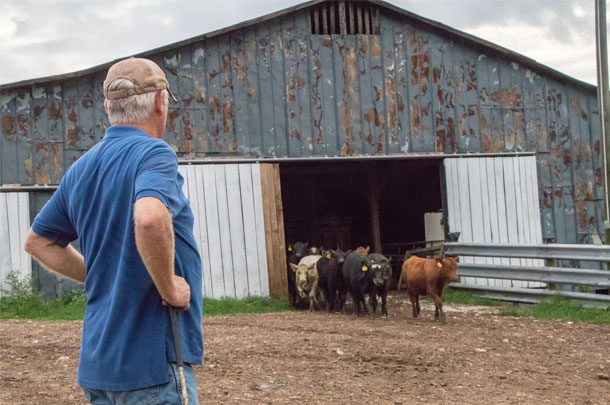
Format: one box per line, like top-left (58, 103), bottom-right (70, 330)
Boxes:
top-left (397, 271), bottom-right (404, 290)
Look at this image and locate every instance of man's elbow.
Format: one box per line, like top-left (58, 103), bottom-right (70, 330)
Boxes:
top-left (134, 197), bottom-right (171, 234)
top-left (135, 212), bottom-right (168, 233)
top-left (24, 230), bottom-right (43, 255)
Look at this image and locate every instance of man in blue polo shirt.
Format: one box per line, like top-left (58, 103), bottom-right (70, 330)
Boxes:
top-left (24, 57), bottom-right (203, 404)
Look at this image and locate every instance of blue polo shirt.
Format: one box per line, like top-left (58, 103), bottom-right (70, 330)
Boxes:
top-left (32, 125), bottom-right (203, 391)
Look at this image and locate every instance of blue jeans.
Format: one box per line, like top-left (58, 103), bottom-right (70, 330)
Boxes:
top-left (82, 363), bottom-right (198, 405)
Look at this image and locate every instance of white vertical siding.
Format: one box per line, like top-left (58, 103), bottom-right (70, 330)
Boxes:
top-left (178, 163), bottom-right (269, 299)
top-left (445, 156), bottom-right (544, 288)
top-left (0, 192), bottom-right (31, 297)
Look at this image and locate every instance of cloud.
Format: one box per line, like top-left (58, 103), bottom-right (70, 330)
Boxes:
top-left (0, 0), bottom-right (599, 85)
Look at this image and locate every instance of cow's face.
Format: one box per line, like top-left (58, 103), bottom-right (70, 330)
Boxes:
top-left (333, 249), bottom-right (347, 266)
top-left (370, 257), bottom-right (390, 286)
top-left (291, 241), bottom-right (309, 260)
top-left (442, 257), bottom-right (459, 282)
top-left (294, 263), bottom-right (314, 291)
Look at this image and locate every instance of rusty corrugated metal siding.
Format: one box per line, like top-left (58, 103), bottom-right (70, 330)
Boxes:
top-left (0, 4), bottom-right (604, 245)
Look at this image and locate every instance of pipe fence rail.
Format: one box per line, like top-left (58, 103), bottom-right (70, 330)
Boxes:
top-left (444, 242), bottom-right (610, 308)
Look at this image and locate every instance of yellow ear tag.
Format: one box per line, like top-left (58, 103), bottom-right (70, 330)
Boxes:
top-left (437, 262), bottom-right (442, 268)
top-left (288, 246), bottom-right (293, 252)
top-left (362, 265), bottom-right (368, 271)
top-left (326, 252), bottom-right (331, 259)
top-left (371, 259), bottom-right (375, 263)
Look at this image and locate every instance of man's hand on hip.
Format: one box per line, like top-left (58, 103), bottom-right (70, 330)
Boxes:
top-left (162, 275), bottom-right (191, 311)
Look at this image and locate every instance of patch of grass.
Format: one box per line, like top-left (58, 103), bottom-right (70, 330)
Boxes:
top-left (441, 287), bottom-right (502, 307)
top-left (0, 271), bottom-right (292, 320)
top-left (203, 296), bottom-right (292, 317)
top-left (506, 295), bottom-right (610, 325)
top-left (0, 273), bottom-right (86, 321)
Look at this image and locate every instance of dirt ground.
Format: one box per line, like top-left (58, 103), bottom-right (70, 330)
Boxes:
top-left (1, 293), bottom-right (610, 405)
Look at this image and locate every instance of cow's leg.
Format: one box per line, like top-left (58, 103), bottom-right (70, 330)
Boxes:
top-left (337, 289), bottom-right (347, 313)
top-left (429, 292), bottom-right (445, 323)
top-left (367, 287), bottom-right (377, 318)
top-left (354, 293), bottom-right (363, 316)
top-left (381, 291), bottom-right (388, 317)
top-left (408, 291), bottom-right (418, 318)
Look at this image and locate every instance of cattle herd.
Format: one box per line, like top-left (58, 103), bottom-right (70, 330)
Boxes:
top-left (287, 242), bottom-right (459, 323)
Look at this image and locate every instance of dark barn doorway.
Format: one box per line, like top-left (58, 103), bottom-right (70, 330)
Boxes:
top-left (279, 158), bottom-right (443, 287)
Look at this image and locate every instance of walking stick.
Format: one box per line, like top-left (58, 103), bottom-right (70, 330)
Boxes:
top-left (169, 307), bottom-right (189, 405)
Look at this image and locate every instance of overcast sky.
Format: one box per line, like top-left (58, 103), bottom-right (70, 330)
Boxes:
top-left (0, 0), bottom-right (600, 86)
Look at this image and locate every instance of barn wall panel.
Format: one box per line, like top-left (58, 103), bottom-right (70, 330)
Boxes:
top-left (445, 156), bottom-right (545, 288)
top-left (0, 192), bottom-right (31, 297)
top-left (179, 163), bottom-right (269, 299)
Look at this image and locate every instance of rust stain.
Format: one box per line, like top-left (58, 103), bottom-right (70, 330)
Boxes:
top-left (581, 110), bottom-right (588, 120)
top-left (459, 113), bottom-right (467, 137)
top-left (17, 116), bottom-right (28, 138)
top-left (67, 126), bottom-right (81, 148)
top-left (24, 153), bottom-right (32, 176)
top-left (67, 105), bottom-right (77, 124)
top-left (576, 200), bottom-right (587, 230)
top-left (482, 133), bottom-right (491, 152)
top-left (342, 105), bottom-right (350, 137)
top-left (432, 67), bottom-right (441, 84)
top-left (541, 190), bottom-right (553, 209)
top-left (314, 110), bottom-right (323, 144)
top-left (359, 36), bottom-right (368, 53)
top-left (435, 111), bottom-right (446, 153)
top-left (182, 115), bottom-right (193, 153)
top-left (208, 71), bottom-right (219, 83)
top-left (322, 38), bottom-right (332, 48)
top-left (594, 139), bottom-right (601, 156)
top-left (562, 149), bottom-right (572, 165)
top-left (554, 189), bottom-right (563, 198)
top-left (167, 110), bottom-right (180, 132)
top-left (410, 100), bottom-right (420, 137)
top-left (2, 116), bottom-right (15, 134)
top-left (220, 52), bottom-right (231, 73)
top-left (289, 111), bottom-right (296, 119)
top-left (48, 102), bottom-right (62, 120)
top-left (34, 105), bottom-right (45, 118)
top-left (596, 168), bottom-right (603, 187)
top-left (222, 97), bottom-right (233, 134)
top-left (289, 129), bottom-right (301, 140)
top-left (370, 38), bottom-right (381, 57)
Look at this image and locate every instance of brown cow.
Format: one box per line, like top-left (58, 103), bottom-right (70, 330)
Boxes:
top-left (352, 245), bottom-right (370, 256)
top-left (401, 256), bottom-right (459, 323)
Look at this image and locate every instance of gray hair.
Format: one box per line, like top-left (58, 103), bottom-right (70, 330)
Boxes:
top-left (105, 78), bottom-right (166, 124)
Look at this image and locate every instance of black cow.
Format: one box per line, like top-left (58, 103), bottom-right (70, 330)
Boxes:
top-left (287, 242), bottom-right (318, 308)
top-left (316, 249), bottom-right (347, 312)
top-left (367, 253), bottom-right (392, 317)
top-left (341, 253), bottom-right (377, 317)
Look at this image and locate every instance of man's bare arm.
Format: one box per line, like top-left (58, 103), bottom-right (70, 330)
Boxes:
top-left (24, 230), bottom-right (86, 283)
top-left (134, 196), bottom-right (190, 309)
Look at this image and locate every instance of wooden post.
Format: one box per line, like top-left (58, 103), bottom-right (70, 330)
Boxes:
top-left (596, 0), bottom-right (610, 232)
top-left (368, 172), bottom-right (382, 254)
top-left (260, 164), bottom-right (288, 299)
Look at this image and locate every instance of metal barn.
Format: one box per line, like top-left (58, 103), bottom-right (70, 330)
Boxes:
top-left (0, 1), bottom-right (606, 298)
